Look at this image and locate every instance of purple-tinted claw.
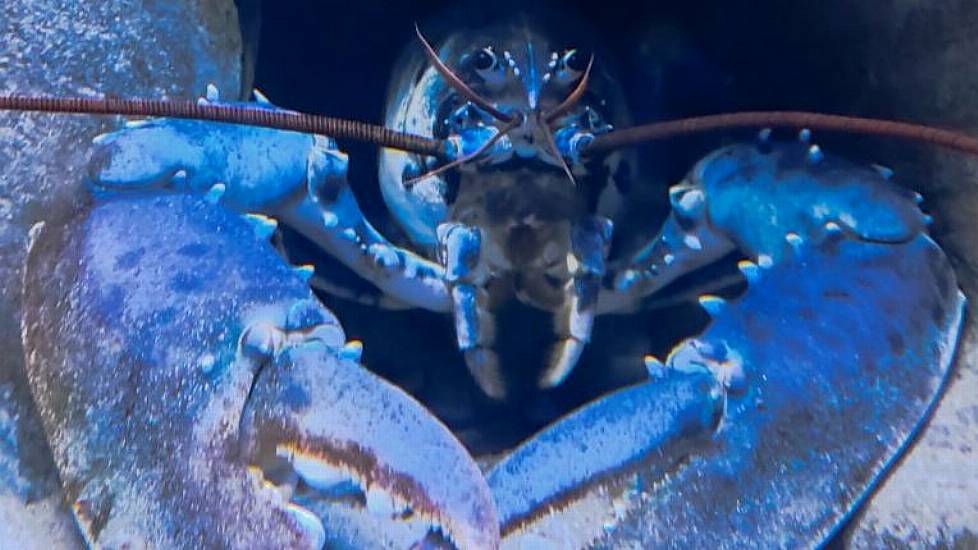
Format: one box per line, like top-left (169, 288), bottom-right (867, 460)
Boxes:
top-left (243, 339), bottom-right (498, 550)
top-left (21, 195), bottom-right (497, 549)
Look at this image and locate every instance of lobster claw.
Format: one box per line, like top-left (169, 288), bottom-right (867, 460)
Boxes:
top-left (490, 141), bottom-right (966, 547)
top-left (21, 195), bottom-right (498, 549)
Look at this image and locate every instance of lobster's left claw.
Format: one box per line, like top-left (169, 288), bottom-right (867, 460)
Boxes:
top-left (241, 333), bottom-right (499, 550)
top-left (21, 195), bottom-right (498, 549)
top-left (492, 141), bottom-right (966, 547)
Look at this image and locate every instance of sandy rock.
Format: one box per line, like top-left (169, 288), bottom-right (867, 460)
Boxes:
top-left (0, 0), bottom-right (243, 546)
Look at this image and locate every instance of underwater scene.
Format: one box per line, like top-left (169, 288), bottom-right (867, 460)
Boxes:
top-left (1, 0), bottom-right (977, 547)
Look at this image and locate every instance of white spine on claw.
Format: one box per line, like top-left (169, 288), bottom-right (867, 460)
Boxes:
top-left (806, 144), bottom-right (824, 164)
top-left (244, 213), bottom-right (279, 240)
top-left (698, 295), bottom-right (726, 316)
top-left (172, 169), bottom-right (188, 187)
top-left (292, 264), bottom-right (315, 282)
top-left (338, 340), bottom-right (364, 362)
top-left (872, 163), bottom-right (895, 180)
top-left (205, 83), bottom-right (220, 102)
top-left (204, 182), bottom-right (226, 204)
top-left (321, 211), bottom-right (339, 228)
top-left (683, 234), bottom-right (703, 251)
top-left (785, 232), bottom-right (804, 251)
top-left (368, 243), bottom-right (400, 270)
top-left (737, 260), bottom-right (760, 283)
top-left (253, 88), bottom-right (273, 105)
top-left (643, 355), bottom-right (668, 380)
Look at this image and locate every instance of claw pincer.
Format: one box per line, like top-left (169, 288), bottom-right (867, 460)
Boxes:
top-left (21, 196), bottom-right (498, 548)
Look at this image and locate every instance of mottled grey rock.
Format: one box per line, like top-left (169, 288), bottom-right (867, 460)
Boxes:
top-left (0, 0), bottom-right (243, 546)
top-left (836, 1), bottom-right (978, 546)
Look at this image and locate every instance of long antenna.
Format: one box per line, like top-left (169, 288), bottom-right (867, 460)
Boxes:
top-left (0, 94), bottom-right (449, 158)
top-left (5, 96), bottom-right (978, 164)
top-left (586, 110), bottom-right (978, 156)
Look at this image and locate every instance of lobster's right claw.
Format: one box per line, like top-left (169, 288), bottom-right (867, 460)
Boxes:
top-left (21, 195), bottom-right (497, 549)
top-left (490, 142), bottom-right (966, 548)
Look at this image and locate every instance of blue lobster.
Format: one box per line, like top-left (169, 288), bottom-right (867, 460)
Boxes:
top-left (4, 13), bottom-right (969, 550)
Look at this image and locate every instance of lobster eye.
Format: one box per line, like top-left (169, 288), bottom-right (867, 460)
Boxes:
top-left (470, 47), bottom-right (507, 88)
top-left (473, 48), bottom-right (496, 71)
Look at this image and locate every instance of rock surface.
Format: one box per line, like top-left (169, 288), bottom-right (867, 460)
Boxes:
top-left (0, 0), bottom-right (243, 546)
top-left (836, 1), bottom-right (978, 546)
